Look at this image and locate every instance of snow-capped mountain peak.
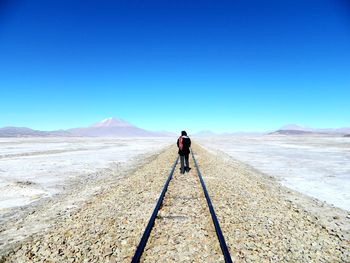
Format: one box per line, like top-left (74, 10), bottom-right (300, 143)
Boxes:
top-left (279, 124), bottom-right (313, 132)
top-left (90, 117), bottom-right (134, 128)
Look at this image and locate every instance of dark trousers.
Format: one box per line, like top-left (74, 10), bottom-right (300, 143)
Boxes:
top-left (180, 154), bottom-right (189, 173)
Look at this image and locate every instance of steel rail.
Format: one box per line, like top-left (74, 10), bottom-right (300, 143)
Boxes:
top-left (131, 156), bottom-right (179, 263)
top-left (191, 149), bottom-right (233, 263)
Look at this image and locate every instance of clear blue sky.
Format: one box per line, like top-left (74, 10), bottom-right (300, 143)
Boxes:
top-left (0, 0), bottom-right (349, 132)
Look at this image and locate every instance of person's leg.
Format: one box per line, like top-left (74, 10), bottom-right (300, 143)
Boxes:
top-left (180, 155), bottom-right (185, 174)
top-left (185, 154), bottom-right (190, 172)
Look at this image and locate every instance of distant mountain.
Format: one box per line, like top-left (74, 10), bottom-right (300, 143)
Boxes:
top-left (193, 130), bottom-right (218, 137)
top-left (270, 124), bottom-right (350, 135)
top-left (68, 117), bottom-right (171, 137)
top-left (0, 127), bottom-right (47, 137)
top-left (320, 127), bottom-right (350, 134)
top-left (0, 127), bottom-right (71, 137)
top-left (90, 117), bottom-right (133, 128)
top-left (269, 130), bottom-right (315, 135)
top-left (0, 117), bottom-right (174, 137)
top-left (344, 134), bottom-right (350, 137)
top-left (82, 117), bottom-right (176, 137)
top-left (279, 124), bottom-right (314, 132)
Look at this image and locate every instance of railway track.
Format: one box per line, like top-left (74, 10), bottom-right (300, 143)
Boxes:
top-left (132, 150), bottom-right (232, 263)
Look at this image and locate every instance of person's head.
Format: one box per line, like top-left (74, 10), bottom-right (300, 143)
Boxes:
top-left (181, 131), bottom-right (187, 136)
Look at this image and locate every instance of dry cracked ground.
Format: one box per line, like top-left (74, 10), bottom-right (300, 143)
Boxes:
top-left (1, 144), bottom-right (349, 262)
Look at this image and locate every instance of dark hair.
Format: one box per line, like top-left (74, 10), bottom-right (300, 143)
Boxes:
top-left (181, 131), bottom-right (187, 136)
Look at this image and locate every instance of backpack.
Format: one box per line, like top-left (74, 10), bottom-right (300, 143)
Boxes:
top-left (179, 136), bottom-right (183, 150)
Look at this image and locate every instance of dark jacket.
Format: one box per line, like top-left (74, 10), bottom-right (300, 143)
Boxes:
top-left (177, 135), bottom-right (191, 156)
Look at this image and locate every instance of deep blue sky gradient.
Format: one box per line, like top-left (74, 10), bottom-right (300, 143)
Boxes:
top-left (1, 0), bottom-right (349, 132)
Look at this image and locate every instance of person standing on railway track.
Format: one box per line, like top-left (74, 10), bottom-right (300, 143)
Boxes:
top-left (177, 131), bottom-right (191, 174)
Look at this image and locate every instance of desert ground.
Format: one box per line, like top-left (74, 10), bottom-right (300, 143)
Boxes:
top-left (0, 137), bottom-right (172, 211)
top-left (196, 135), bottom-right (350, 211)
top-left (0, 136), bottom-right (349, 262)
top-left (0, 137), bottom-right (172, 254)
